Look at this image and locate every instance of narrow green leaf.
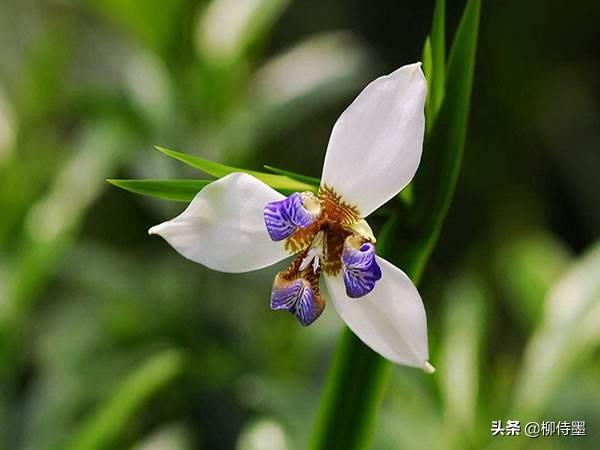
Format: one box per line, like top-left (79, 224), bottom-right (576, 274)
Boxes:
top-left (421, 36), bottom-right (433, 133)
top-left (409, 0), bottom-right (481, 281)
top-left (430, 0), bottom-right (446, 121)
top-left (444, 0), bottom-right (480, 157)
top-left (155, 146), bottom-right (317, 193)
top-left (65, 349), bottom-right (186, 450)
top-left (263, 164), bottom-right (320, 186)
top-left (107, 179), bottom-right (211, 202)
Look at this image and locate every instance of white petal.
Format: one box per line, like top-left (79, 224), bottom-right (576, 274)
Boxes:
top-left (320, 63), bottom-right (426, 217)
top-left (325, 256), bottom-right (432, 371)
top-left (149, 173), bottom-right (290, 273)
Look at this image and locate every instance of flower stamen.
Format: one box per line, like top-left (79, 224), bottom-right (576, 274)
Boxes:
top-left (266, 186), bottom-right (380, 325)
top-left (299, 230), bottom-right (325, 273)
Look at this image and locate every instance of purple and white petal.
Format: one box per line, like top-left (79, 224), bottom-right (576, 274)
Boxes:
top-left (342, 242), bottom-right (382, 298)
top-left (264, 192), bottom-right (319, 241)
top-left (149, 173), bottom-right (290, 273)
top-left (320, 63), bottom-right (426, 218)
top-left (325, 256), bottom-right (433, 371)
top-left (271, 278), bottom-right (306, 310)
top-left (271, 275), bottom-right (325, 326)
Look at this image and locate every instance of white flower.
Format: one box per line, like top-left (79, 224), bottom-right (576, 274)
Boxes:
top-left (149, 63), bottom-right (434, 373)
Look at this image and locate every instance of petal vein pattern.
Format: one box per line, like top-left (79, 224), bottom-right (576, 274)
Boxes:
top-left (342, 241), bottom-right (382, 298)
top-left (271, 272), bottom-right (325, 326)
top-left (264, 193), bottom-right (318, 241)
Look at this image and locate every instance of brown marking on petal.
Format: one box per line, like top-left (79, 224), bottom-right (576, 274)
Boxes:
top-left (273, 251), bottom-right (326, 324)
top-left (319, 185), bottom-right (361, 225)
top-left (285, 220), bottom-right (321, 254)
top-left (283, 186), bottom-right (360, 276)
top-left (306, 281), bottom-right (326, 324)
top-left (323, 222), bottom-right (351, 276)
top-left (277, 251), bottom-right (305, 280)
top-left (303, 265), bottom-right (325, 315)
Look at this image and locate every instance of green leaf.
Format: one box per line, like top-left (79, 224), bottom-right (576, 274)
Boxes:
top-left (422, 0), bottom-right (447, 132)
top-left (422, 36), bottom-right (433, 132)
top-left (429, 0), bottom-right (446, 123)
top-left (308, 330), bottom-right (390, 450)
top-left (106, 179), bottom-right (211, 202)
top-left (422, 36), bottom-right (433, 77)
top-left (409, 0), bottom-right (481, 281)
top-left (155, 146), bottom-right (317, 193)
top-left (64, 349), bottom-right (186, 450)
top-left (263, 164), bottom-right (320, 186)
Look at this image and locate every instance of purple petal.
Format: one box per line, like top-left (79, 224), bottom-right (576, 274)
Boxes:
top-left (271, 276), bottom-right (325, 326)
top-left (264, 193), bottom-right (317, 241)
top-left (342, 242), bottom-right (382, 298)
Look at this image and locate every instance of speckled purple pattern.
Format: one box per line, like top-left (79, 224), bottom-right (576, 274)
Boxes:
top-left (342, 242), bottom-right (382, 298)
top-left (271, 278), bottom-right (323, 326)
top-left (264, 193), bottom-right (316, 241)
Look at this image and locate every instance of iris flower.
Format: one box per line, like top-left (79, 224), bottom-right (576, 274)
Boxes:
top-left (150, 63), bottom-right (434, 373)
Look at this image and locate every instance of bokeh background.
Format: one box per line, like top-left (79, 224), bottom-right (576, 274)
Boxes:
top-left (0, 1), bottom-right (598, 449)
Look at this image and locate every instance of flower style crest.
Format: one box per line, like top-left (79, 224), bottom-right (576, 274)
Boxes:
top-left (149, 63), bottom-right (434, 372)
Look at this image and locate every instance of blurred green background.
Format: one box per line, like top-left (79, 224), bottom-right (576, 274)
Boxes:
top-left (0, 1), bottom-right (598, 449)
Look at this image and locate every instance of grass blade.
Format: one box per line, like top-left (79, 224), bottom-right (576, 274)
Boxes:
top-left (422, 36), bottom-right (433, 134)
top-left (155, 146), bottom-right (317, 193)
top-left (107, 179), bottom-right (211, 202)
top-left (430, 0), bottom-right (446, 122)
top-left (409, 0), bottom-right (481, 280)
top-left (263, 164), bottom-right (320, 186)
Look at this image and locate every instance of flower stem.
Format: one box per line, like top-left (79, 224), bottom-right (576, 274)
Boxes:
top-left (308, 213), bottom-right (420, 450)
top-left (308, 329), bottom-right (391, 450)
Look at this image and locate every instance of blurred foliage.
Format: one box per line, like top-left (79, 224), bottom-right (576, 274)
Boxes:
top-left (0, 1), bottom-right (598, 450)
